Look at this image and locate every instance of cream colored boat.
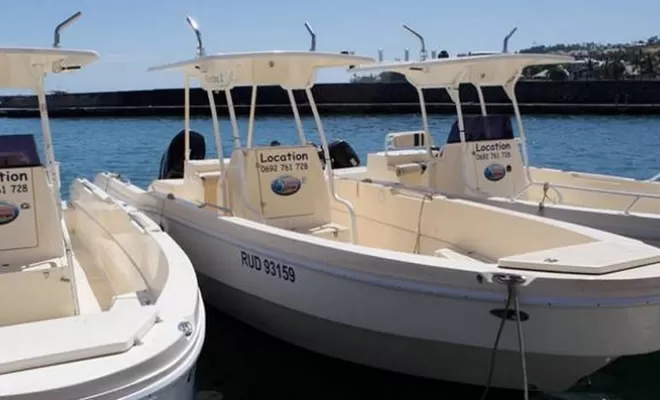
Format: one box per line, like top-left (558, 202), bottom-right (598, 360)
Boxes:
top-left (335, 51), bottom-right (660, 247)
top-left (0, 12), bottom-right (205, 399)
top-left (97, 18), bottom-right (660, 394)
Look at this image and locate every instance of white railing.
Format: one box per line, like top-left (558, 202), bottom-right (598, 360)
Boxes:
top-left (305, 87), bottom-right (358, 244)
top-left (511, 180), bottom-right (660, 214)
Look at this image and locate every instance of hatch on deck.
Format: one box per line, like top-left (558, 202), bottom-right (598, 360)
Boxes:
top-left (498, 241), bottom-right (660, 275)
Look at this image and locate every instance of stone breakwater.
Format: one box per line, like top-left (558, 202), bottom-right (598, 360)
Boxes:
top-left (2, 80), bottom-right (660, 117)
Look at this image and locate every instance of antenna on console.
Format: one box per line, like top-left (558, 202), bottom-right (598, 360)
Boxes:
top-left (502, 27), bottom-right (518, 53)
top-left (186, 16), bottom-right (205, 57)
top-left (304, 22), bottom-right (316, 52)
top-left (53, 11), bottom-right (82, 48)
top-left (402, 24), bottom-right (427, 61)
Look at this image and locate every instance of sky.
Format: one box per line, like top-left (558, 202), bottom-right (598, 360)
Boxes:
top-left (0, 0), bottom-right (659, 93)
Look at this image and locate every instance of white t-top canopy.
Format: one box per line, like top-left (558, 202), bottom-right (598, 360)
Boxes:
top-left (0, 47), bottom-right (99, 89)
top-left (349, 53), bottom-right (576, 88)
top-left (148, 50), bottom-right (376, 90)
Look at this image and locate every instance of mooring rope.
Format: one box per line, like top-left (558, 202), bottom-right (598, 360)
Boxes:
top-left (513, 284), bottom-right (529, 400)
top-left (158, 193), bottom-right (174, 232)
top-left (413, 192), bottom-right (434, 254)
top-left (537, 181), bottom-right (551, 216)
top-left (479, 274), bottom-right (529, 400)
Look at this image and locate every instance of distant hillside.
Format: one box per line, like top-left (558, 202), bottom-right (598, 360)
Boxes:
top-left (351, 35), bottom-right (660, 83)
top-left (518, 36), bottom-right (660, 80)
top-left (519, 36), bottom-right (660, 57)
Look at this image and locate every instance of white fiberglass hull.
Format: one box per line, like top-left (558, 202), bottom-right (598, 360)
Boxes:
top-left (2, 289), bottom-right (205, 400)
top-left (95, 175), bottom-right (660, 392)
top-left (0, 178), bottom-right (207, 400)
top-left (155, 212), bottom-right (617, 391)
top-left (197, 272), bottom-right (609, 392)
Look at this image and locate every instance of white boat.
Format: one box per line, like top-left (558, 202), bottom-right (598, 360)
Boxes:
top-left (96, 19), bottom-right (660, 393)
top-left (0, 12), bottom-right (205, 399)
top-left (332, 48), bottom-right (660, 247)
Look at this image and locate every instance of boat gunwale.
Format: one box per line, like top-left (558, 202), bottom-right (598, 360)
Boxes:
top-left (129, 187), bottom-right (660, 310)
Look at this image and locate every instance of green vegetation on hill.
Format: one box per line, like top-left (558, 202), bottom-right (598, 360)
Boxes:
top-left (350, 71), bottom-right (408, 83)
top-left (351, 35), bottom-right (660, 83)
top-left (520, 36), bottom-right (659, 55)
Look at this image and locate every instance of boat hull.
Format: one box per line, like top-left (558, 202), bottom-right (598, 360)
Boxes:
top-left (2, 176), bottom-right (208, 400)
top-left (121, 313), bottom-right (204, 400)
top-left (197, 271), bottom-right (607, 392)
top-left (96, 175), bottom-right (660, 392)
top-left (127, 363), bottom-right (198, 400)
top-left (151, 209), bottom-right (621, 391)
top-left (140, 364), bottom-right (198, 400)
top-left (4, 346), bottom-right (201, 400)
top-left (2, 292), bottom-right (205, 400)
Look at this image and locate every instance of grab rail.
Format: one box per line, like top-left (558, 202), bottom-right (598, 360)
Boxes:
top-left (305, 87), bottom-right (358, 244)
top-left (512, 180), bottom-right (660, 214)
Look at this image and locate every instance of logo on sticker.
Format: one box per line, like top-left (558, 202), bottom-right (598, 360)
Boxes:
top-left (0, 201), bottom-right (19, 225)
top-left (484, 164), bottom-right (506, 182)
top-left (271, 175), bottom-right (302, 196)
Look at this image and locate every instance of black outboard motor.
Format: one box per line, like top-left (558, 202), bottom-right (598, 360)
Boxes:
top-left (158, 129), bottom-right (206, 179)
top-left (327, 139), bottom-right (360, 169)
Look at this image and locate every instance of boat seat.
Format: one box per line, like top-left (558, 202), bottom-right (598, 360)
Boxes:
top-left (365, 149), bottom-right (431, 185)
top-left (386, 130), bottom-right (433, 149)
top-left (152, 159), bottom-right (229, 205)
top-left (184, 159), bottom-right (225, 178)
top-left (383, 149), bottom-right (429, 167)
top-left (0, 306), bottom-right (157, 374)
top-left (382, 130), bottom-right (433, 173)
top-left (198, 170), bottom-right (223, 180)
top-left (394, 162), bottom-right (427, 176)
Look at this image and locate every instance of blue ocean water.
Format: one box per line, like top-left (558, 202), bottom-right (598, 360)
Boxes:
top-left (4, 113), bottom-right (660, 400)
top-left (3, 113), bottom-right (660, 194)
